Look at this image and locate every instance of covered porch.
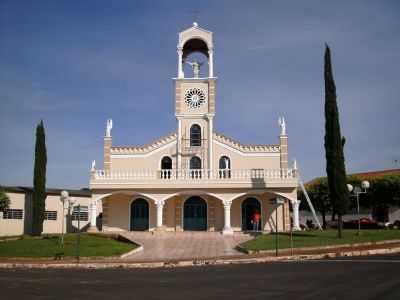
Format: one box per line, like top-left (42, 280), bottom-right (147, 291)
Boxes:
top-left (88, 189), bottom-right (301, 234)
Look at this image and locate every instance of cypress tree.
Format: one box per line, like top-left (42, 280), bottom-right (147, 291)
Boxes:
top-left (32, 120), bottom-right (47, 236)
top-left (324, 45), bottom-right (349, 238)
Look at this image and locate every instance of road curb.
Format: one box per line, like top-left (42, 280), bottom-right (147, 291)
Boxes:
top-left (237, 239), bottom-right (400, 254)
top-left (1, 246), bottom-right (400, 269)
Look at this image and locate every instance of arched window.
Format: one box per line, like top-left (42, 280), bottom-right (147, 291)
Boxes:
top-left (190, 124), bottom-right (201, 146)
top-left (190, 156), bottom-right (202, 178)
top-left (219, 156), bottom-right (231, 178)
top-left (161, 156), bottom-right (172, 179)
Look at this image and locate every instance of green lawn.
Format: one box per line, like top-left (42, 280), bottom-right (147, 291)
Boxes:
top-left (0, 234), bottom-right (136, 258)
top-left (241, 230), bottom-right (400, 252)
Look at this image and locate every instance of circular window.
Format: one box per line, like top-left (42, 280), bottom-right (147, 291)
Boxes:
top-left (185, 88), bottom-right (206, 109)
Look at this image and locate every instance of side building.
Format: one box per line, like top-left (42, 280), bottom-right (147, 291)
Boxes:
top-left (0, 186), bottom-right (97, 237)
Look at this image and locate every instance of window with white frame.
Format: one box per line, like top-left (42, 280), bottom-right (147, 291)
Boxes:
top-left (71, 206), bottom-right (88, 221)
top-left (44, 211), bottom-right (57, 221)
top-left (3, 209), bottom-right (23, 219)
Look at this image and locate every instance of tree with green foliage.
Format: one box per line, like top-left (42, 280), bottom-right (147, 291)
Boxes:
top-left (301, 174), bottom-right (400, 226)
top-left (368, 175), bottom-right (400, 221)
top-left (324, 45), bottom-right (350, 238)
top-left (32, 120), bottom-right (47, 236)
top-left (0, 190), bottom-right (10, 212)
top-left (302, 178), bottom-right (331, 228)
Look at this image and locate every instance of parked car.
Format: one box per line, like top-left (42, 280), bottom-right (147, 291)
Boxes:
top-left (343, 218), bottom-right (381, 229)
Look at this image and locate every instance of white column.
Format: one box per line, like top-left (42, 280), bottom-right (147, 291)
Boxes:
top-left (88, 201), bottom-right (98, 232)
top-left (223, 201), bottom-right (233, 235)
top-left (292, 200), bottom-right (301, 231)
top-left (208, 50), bottom-right (214, 77)
top-left (208, 117), bottom-right (213, 172)
top-left (178, 49), bottom-right (184, 78)
top-left (177, 118), bottom-right (182, 175)
top-left (156, 201), bottom-right (164, 229)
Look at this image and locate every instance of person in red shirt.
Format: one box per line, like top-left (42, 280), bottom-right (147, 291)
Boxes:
top-left (253, 211), bottom-right (261, 231)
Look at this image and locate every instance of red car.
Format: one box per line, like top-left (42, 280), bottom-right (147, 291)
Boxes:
top-left (343, 218), bottom-right (380, 229)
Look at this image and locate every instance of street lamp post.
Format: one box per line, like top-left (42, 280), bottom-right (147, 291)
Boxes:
top-left (59, 191), bottom-right (75, 245)
top-left (347, 181), bottom-right (370, 236)
top-left (60, 191), bottom-right (69, 245)
top-left (270, 197), bottom-right (285, 256)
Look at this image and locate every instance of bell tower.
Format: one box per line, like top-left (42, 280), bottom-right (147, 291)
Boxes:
top-left (174, 23), bottom-right (216, 171)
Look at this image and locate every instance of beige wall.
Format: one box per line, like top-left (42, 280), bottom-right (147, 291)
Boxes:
top-left (213, 142), bottom-right (281, 170)
top-left (102, 194), bottom-right (156, 232)
top-left (110, 142), bottom-right (176, 171)
top-left (42, 194), bottom-right (95, 234)
top-left (230, 194), bottom-right (286, 232)
top-left (0, 192), bottom-right (25, 236)
top-left (109, 135), bottom-right (281, 172)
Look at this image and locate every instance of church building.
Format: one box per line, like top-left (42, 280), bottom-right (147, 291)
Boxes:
top-left (89, 23), bottom-right (300, 234)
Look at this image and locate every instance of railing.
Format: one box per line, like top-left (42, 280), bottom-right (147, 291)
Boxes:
top-left (92, 169), bottom-right (297, 181)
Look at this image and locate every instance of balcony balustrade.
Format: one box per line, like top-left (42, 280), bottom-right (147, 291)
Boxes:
top-left (91, 168), bottom-right (296, 181)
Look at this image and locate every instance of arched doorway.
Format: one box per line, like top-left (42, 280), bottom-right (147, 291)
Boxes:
top-left (183, 196), bottom-right (207, 231)
top-left (130, 198), bottom-right (149, 231)
top-left (242, 198), bottom-right (261, 231)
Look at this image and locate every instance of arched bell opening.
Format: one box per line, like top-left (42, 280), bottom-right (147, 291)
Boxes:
top-left (182, 38), bottom-right (209, 59)
top-left (182, 38), bottom-right (210, 78)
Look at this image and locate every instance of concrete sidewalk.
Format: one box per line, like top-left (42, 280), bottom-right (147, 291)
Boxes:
top-left (119, 231), bottom-right (252, 261)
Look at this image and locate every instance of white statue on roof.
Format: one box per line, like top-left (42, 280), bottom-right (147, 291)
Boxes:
top-left (91, 160), bottom-right (96, 172)
top-left (278, 116), bottom-right (286, 135)
top-left (106, 119), bottom-right (113, 137)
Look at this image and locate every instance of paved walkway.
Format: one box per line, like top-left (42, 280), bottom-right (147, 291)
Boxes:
top-left (119, 231), bottom-right (252, 261)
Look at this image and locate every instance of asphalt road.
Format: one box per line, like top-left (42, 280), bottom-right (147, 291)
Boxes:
top-left (1, 255), bottom-right (399, 300)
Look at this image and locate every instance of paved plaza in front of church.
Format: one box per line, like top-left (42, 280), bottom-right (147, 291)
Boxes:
top-left (119, 231), bottom-right (252, 262)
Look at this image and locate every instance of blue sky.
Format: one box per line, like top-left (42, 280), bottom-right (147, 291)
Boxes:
top-left (1, 0), bottom-right (399, 188)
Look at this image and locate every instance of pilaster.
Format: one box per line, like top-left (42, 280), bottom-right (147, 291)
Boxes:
top-left (279, 134), bottom-right (288, 169)
top-left (208, 79), bottom-right (216, 114)
top-left (175, 197), bottom-right (183, 231)
top-left (104, 136), bottom-right (112, 172)
top-left (102, 198), bottom-right (108, 229)
top-left (208, 197), bottom-right (215, 231)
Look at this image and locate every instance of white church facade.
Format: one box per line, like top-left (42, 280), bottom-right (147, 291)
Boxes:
top-left (88, 23), bottom-right (300, 234)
